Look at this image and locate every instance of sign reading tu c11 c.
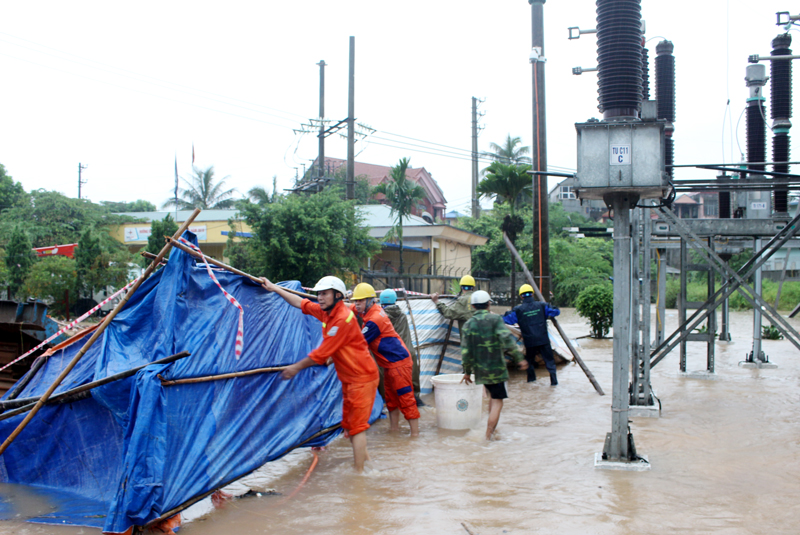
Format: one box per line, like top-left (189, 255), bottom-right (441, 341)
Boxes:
top-left (124, 225), bottom-right (207, 242)
top-left (610, 144), bottom-right (631, 166)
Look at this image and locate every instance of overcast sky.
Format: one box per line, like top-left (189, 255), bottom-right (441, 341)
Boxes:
top-left (1, 1), bottom-right (796, 215)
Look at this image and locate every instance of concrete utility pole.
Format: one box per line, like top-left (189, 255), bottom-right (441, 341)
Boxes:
top-left (317, 60), bottom-right (326, 181)
top-left (471, 97), bottom-right (480, 218)
top-left (78, 163), bottom-right (88, 199)
top-left (529, 0), bottom-right (551, 298)
top-left (346, 36), bottom-right (356, 201)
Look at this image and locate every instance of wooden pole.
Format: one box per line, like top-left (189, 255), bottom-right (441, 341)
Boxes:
top-left (502, 231), bottom-right (605, 396)
top-left (398, 282), bottom-right (422, 359)
top-left (0, 209), bottom-right (202, 455)
top-left (0, 352), bottom-right (192, 420)
top-left (166, 237), bottom-right (317, 300)
top-left (435, 319), bottom-right (455, 375)
top-left (159, 364), bottom-right (289, 386)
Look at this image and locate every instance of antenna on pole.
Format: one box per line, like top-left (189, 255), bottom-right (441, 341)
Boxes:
top-left (78, 163), bottom-right (88, 199)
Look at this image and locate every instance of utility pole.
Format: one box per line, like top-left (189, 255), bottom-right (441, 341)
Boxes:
top-left (529, 0), bottom-right (551, 298)
top-left (471, 97), bottom-right (480, 218)
top-left (317, 60), bottom-right (326, 183)
top-left (78, 163), bottom-right (88, 199)
top-left (346, 36), bottom-right (356, 201)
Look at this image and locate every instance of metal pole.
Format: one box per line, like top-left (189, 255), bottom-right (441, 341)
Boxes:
top-left (471, 97), bottom-right (479, 218)
top-left (529, 0), bottom-right (550, 298)
top-left (317, 60), bottom-right (326, 180)
top-left (750, 237), bottom-right (764, 362)
top-left (718, 253), bottom-right (732, 341)
top-left (346, 36), bottom-right (355, 201)
top-left (640, 207), bottom-right (652, 404)
top-left (657, 247), bottom-right (666, 346)
top-left (605, 195), bottom-right (633, 460)
top-left (707, 237), bottom-right (716, 372)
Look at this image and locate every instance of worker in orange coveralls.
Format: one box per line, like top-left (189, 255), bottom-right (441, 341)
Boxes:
top-left (261, 275), bottom-right (380, 473)
top-left (350, 283), bottom-right (420, 437)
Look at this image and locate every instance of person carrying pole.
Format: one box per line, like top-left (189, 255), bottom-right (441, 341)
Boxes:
top-left (352, 283), bottom-right (420, 437)
top-left (460, 290), bottom-right (528, 440)
top-left (261, 275), bottom-right (379, 473)
top-left (379, 289), bottom-right (423, 406)
top-left (430, 274), bottom-right (476, 334)
top-left (502, 284), bottom-right (560, 385)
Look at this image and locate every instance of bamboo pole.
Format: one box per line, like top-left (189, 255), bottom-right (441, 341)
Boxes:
top-left (398, 282), bottom-right (422, 359)
top-left (166, 237), bottom-right (317, 300)
top-left (159, 364), bottom-right (289, 386)
top-left (502, 231), bottom-right (605, 396)
top-left (0, 351), bottom-right (192, 421)
top-left (0, 209), bottom-right (202, 456)
top-left (435, 319), bottom-right (455, 375)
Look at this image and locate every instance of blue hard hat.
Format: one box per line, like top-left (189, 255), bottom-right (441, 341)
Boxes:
top-left (379, 289), bottom-right (397, 304)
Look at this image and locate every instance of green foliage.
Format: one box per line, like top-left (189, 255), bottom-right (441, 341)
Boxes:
top-left (225, 217), bottom-right (264, 275)
top-left (240, 188), bottom-right (380, 285)
top-left (0, 164), bottom-right (28, 211)
top-left (100, 199), bottom-right (157, 212)
top-left (373, 158), bottom-right (426, 274)
top-left (146, 215), bottom-right (180, 257)
top-left (164, 165), bottom-right (237, 209)
top-left (75, 228), bottom-right (102, 298)
top-left (477, 162), bottom-right (532, 216)
top-left (5, 226), bottom-right (35, 299)
top-left (548, 202), bottom-right (606, 238)
top-left (482, 134), bottom-right (531, 166)
top-left (23, 256), bottom-right (77, 316)
top-left (0, 249), bottom-right (9, 290)
top-left (762, 324), bottom-right (783, 340)
top-left (550, 238), bottom-right (613, 306)
top-left (575, 283), bottom-right (614, 338)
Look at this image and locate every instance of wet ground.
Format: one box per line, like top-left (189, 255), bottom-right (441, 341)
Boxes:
top-left (3, 308), bottom-right (800, 534)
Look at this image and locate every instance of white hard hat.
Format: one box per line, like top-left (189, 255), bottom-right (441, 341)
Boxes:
top-left (312, 276), bottom-right (347, 296)
top-left (470, 290), bottom-right (491, 305)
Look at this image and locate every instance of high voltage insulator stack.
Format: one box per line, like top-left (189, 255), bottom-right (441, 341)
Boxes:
top-left (745, 64), bottom-right (768, 183)
top-left (770, 33), bottom-right (792, 215)
top-left (655, 40), bottom-right (675, 180)
top-left (596, 0), bottom-right (643, 119)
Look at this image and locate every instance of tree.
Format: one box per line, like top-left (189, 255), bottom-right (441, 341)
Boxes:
top-left (239, 187), bottom-right (380, 285)
top-left (24, 256), bottom-right (77, 316)
top-left (478, 161), bottom-right (532, 306)
top-left (483, 134), bottom-right (532, 166)
top-left (5, 226), bottom-right (35, 299)
top-left (373, 158), bottom-right (425, 274)
top-left (0, 164), bottom-right (27, 211)
top-left (163, 166), bottom-right (237, 210)
top-left (146, 215), bottom-right (179, 257)
top-left (75, 228), bottom-right (102, 298)
top-left (576, 284), bottom-right (614, 338)
top-left (247, 185), bottom-right (272, 205)
top-left (101, 199), bottom-right (157, 212)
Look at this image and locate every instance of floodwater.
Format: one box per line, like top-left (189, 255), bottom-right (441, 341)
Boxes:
top-left (3, 308), bottom-right (800, 535)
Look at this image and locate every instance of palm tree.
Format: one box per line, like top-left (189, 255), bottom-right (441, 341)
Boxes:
top-left (373, 158), bottom-right (425, 275)
top-left (247, 186), bottom-right (271, 205)
top-left (483, 134), bottom-right (532, 168)
top-left (163, 166), bottom-right (237, 209)
top-left (478, 161), bottom-right (532, 307)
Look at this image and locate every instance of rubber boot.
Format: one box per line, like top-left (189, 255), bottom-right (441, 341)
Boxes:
top-left (549, 372), bottom-right (558, 386)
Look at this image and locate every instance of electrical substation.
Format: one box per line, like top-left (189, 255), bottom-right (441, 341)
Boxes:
top-left (561, 2), bottom-right (800, 469)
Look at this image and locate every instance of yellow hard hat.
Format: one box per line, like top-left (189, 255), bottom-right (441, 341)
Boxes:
top-left (519, 284), bottom-right (534, 296)
top-left (351, 282), bottom-right (377, 301)
top-left (459, 275), bottom-right (476, 287)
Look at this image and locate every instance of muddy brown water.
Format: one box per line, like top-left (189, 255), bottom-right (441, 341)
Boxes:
top-left (3, 308), bottom-right (800, 534)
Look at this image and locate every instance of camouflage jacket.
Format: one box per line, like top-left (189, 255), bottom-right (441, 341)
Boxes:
top-left (383, 304), bottom-right (414, 355)
top-left (461, 310), bottom-right (524, 385)
top-left (436, 292), bottom-right (474, 334)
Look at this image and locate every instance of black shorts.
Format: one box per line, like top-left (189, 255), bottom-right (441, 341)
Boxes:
top-left (483, 382), bottom-right (508, 400)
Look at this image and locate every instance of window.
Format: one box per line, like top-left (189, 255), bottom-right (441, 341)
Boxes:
top-left (559, 185), bottom-right (576, 200)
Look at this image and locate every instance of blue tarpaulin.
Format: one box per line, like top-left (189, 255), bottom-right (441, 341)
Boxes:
top-left (0, 231), bottom-right (381, 533)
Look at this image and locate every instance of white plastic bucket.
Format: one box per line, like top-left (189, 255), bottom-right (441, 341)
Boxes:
top-left (430, 374), bottom-right (483, 430)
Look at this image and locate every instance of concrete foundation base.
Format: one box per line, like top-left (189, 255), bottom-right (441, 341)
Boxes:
top-left (594, 452), bottom-right (651, 471)
top-left (629, 404), bottom-right (660, 418)
top-left (739, 361), bottom-right (778, 369)
top-left (680, 370), bottom-right (717, 380)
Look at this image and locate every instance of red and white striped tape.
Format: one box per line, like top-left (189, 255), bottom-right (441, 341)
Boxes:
top-left (0, 278), bottom-right (139, 373)
top-left (179, 237), bottom-right (244, 359)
